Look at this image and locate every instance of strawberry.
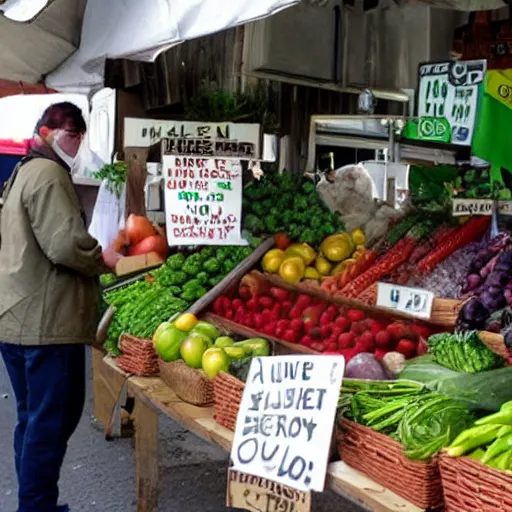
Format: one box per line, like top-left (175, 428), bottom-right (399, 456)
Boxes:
top-left (357, 331), bottom-right (375, 352)
top-left (310, 327), bottom-right (322, 340)
top-left (395, 339), bottom-right (417, 359)
top-left (351, 321), bottom-right (365, 336)
top-left (239, 286), bottom-right (252, 300)
top-left (335, 316), bottom-right (351, 332)
top-left (325, 304), bottom-right (339, 319)
top-left (271, 304), bottom-right (282, 320)
top-left (300, 335), bottom-right (313, 347)
top-left (234, 308), bottom-right (245, 324)
top-left (411, 324), bottom-right (432, 340)
top-left (289, 307), bottom-right (302, 320)
top-left (320, 324), bottom-right (333, 340)
top-left (224, 308), bottom-right (234, 320)
top-left (347, 309), bottom-right (366, 322)
top-left (269, 287), bottom-right (289, 302)
top-left (338, 332), bottom-right (355, 350)
top-left (290, 319), bottom-right (303, 332)
top-left (369, 319), bottom-right (385, 337)
top-left (262, 323), bottom-right (276, 336)
top-left (277, 319), bottom-right (289, 331)
top-left (212, 297), bottom-right (224, 315)
top-left (374, 349), bottom-right (388, 360)
top-left (320, 311), bottom-right (333, 327)
top-left (261, 310), bottom-right (273, 324)
top-left (244, 314), bottom-right (255, 328)
top-left (254, 313), bottom-right (264, 330)
top-left (282, 329), bottom-right (300, 344)
top-left (296, 294), bottom-right (313, 309)
top-left (246, 298), bottom-right (258, 312)
top-left (327, 342), bottom-right (338, 353)
top-left (281, 300), bottom-right (293, 315)
top-left (311, 342), bottom-right (325, 353)
top-left (258, 296), bottom-right (274, 309)
top-left (375, 331), bottom-right (392, 350)
top-left (330, 327), bottom-right (342, 342)
top-left (221, 297), bottom-right (232, 312)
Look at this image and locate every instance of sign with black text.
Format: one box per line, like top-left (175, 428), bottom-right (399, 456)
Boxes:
top-left (377, 282), bottom-right (434, 320)
top-left (230, 356), bottom-right (345, 492)
top-left (124, 118), bottom-right (261, 158)
top-left (452, 198), bottom-right (494, 217)
top-left (226, 470), bottom-right (311, 512)
top-left (417, 60), bottom-right (486, 146)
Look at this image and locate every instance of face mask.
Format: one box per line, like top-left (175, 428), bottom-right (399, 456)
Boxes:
top-left (50, 129), bottom-right (85, 174)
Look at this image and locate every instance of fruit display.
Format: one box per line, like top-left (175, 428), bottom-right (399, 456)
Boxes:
top-left (261, 230), bottom-right (368, 284)
top-left (211, 281), bottom-right (433, 361)
top-left (153, 313), bottom-right (270, 379)
top-left (111, 214), bottom-right (169, 259)
top-left (102, 244), bottom-right (255, 354)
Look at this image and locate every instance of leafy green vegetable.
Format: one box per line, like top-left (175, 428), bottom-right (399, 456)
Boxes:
top-left (93, 161), bottom-right (127, 198)
top-left (428, 331), bottom-right (503, 374)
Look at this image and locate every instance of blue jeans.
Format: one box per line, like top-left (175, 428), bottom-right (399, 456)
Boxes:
top-left (1, 343), bottom-right (86, 512)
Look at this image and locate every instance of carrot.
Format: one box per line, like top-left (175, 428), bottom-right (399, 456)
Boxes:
top-left (417, 216), bottom-right (491, 273)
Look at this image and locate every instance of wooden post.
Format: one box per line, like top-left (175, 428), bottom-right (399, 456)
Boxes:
top-left (134, 397), bottom-right (159, 512)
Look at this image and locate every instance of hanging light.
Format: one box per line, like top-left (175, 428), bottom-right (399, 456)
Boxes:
top-left (0, 0), bottom-right (53, 23)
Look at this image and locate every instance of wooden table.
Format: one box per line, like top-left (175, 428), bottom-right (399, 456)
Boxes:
top-left (99, 355), bottom-right (424, 512)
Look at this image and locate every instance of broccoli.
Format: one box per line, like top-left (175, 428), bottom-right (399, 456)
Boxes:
top-left (293, 196), bottom-right (309, 211)
top-left (251, 203), bottom-right (265, 217)
top-left (223, 260), bottom-right (236, 274)
top-left (194, 287), bottom-right (208, 299)
top-left (264, 215), bottom-right (280, 233)
top-left (166, 271), bottom-right (188, 286)
top-left (215, 248), bottom-right (230, 261)
top-left (209, 275), bottom-right (224, 287)
top-left (166, 253), bottom-right (186, 270)
top-left (243, 214), bottom-right (264, 233)
top-left (204, 258), bottom-right (221, 274)
top-left (302, 181), bottom-right (316, 195)
top-left (183, 279), bottom-right (202, 291)
top-left (180, 289), bottom-right (198, 301)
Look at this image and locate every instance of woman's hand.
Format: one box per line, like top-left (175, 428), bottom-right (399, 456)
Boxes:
top-left (102, 247), bottom-right (123, 270)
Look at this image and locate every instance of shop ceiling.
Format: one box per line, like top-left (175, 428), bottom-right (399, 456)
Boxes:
top-left (0, 0), bottom-right (507, 87)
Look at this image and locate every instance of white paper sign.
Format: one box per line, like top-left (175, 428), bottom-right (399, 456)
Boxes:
top-left (230, 356), bottom-right (345, 492)
top-left (452, 198), bottom-right (494, 217)
top-left (498, 201), bottom-right (512, 216)
top-left (377, 282), bottom-right (434, 319)
top-left (418, 60), bottom-right (486, 146)
top-left (163, 155), bottom-right (245, 246)
top-left (124, 117), bottom-right (261, 158)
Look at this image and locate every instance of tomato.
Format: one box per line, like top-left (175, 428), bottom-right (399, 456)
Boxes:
top-left (125, 214), bottom-right (155, 245)
top-left (128, 235), bottom-right (168, 259)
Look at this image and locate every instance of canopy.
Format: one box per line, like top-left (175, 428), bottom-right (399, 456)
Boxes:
top-left (0, 0), bottom-right (85, 83)
top-left (47, 0), bottom-right (300, 92)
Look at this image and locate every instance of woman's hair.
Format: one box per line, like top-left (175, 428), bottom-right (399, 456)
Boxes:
top-left (34, 102), bottom-right (87, 135)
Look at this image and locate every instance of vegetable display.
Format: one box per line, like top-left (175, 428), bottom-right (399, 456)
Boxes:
top-left (444, 401), bottom-right (512, 472)
top-left (343, 384), bottom-right (474, 461)
top-left (152, 313), bottom-right (270, 380)
top-left (242, 171), bottom-right (344, 247)
top-left (428, 330), bottom-right (503, 374)
top-left (103, 245), bottom-right (254, 353)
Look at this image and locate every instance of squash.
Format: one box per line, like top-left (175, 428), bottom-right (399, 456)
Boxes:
top-left (320, 233), bottom-right (354, 262)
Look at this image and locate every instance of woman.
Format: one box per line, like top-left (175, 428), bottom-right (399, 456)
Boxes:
top-left (0, 102), bottom-right (121, 512)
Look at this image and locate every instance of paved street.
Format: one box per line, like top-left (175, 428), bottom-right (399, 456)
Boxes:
top-left (0, 349), bottom-right (365, 512)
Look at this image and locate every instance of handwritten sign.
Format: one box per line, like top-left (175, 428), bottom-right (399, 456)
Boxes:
top-left (124, 118), bottom-right (261, 158)
top-left (377, 282), bottom-right (434, 320)
top-left (417, 117), bottom-right (451, 143)
top-left (163, 156), bottom-right (245, 246)
top-left (452, 198), bottom-right (494, 217)
top-left (418, 60), bottom-right (487, 145)
top-left (226, 470), bottom-right (311, 512)
top-left (230, 356), bottom-right (345, 492)
top-left (499, 201), bottom-right (512, 216)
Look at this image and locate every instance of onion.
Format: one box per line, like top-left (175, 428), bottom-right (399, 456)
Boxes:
top-left (126, 214), bottom-right (155, 245)
top-left (128, 235), bottom-right (168, 259)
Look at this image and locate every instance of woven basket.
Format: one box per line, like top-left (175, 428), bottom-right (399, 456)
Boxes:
top-left (337, 419), bottom-right (443, 510)
top-left (159, 360), bottom-right (214, 406)
top-left (440, 453), bottom-right (512, 511)
top-left (213, 371), bottom-right (245, 431)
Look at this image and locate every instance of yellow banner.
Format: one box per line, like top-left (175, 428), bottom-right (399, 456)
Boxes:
top-left (486, 69), bottom-right (512, 111)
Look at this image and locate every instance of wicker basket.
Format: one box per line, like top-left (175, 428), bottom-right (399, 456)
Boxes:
top-left (337, 419), bottom-right (443, 510)
top-left (159, 360), bottom-right (214, 406)
top-left (213, 371), bottom-right (245, 431)
top-left (440, 453), bottom-right (512, 511)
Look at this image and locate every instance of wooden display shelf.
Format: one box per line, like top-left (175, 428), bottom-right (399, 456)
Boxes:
top-left (100, 354), bottom-right (425, 512)
top-left (259, 271), bottom-right (461, 328)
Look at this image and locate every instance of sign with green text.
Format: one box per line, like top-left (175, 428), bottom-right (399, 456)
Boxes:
top-left (417, 60), bottom-right (486, 146)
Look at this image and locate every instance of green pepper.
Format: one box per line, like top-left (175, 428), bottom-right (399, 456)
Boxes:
top-left (196, 271), bottom-right (209, 285)
top-left (234, 338), bottom-right (270, 357)
top-left (204, 258), bottom-right (221, 273)
top-left (476, 408), bottom-right (512, 427)
top-left (183, 279), bottom-right (202, 291)
top-left (166, 253), bottom-right (186, 270)
top-left (482, 433), bottom-right (512, 464)
top-left (446, 424), bottom-right (501, 457)
top-left (468, 448), bottom-right (485, 461)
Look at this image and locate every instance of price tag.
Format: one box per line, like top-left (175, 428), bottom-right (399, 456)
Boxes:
top-left (230, 356), bottom-right (345, 492)
top-left (452, 198), bottom-right (494, 217)
top-left (377, 282), bottom-right (434, 319)
top-left (226, 470), bottom-right (311, 512)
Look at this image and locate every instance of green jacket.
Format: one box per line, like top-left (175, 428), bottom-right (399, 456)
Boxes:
top-left (0, 158), bottom-right (106, 346)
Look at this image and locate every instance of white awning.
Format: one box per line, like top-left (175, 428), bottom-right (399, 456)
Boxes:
top-left (46, 0), bottom-right (299, 92)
